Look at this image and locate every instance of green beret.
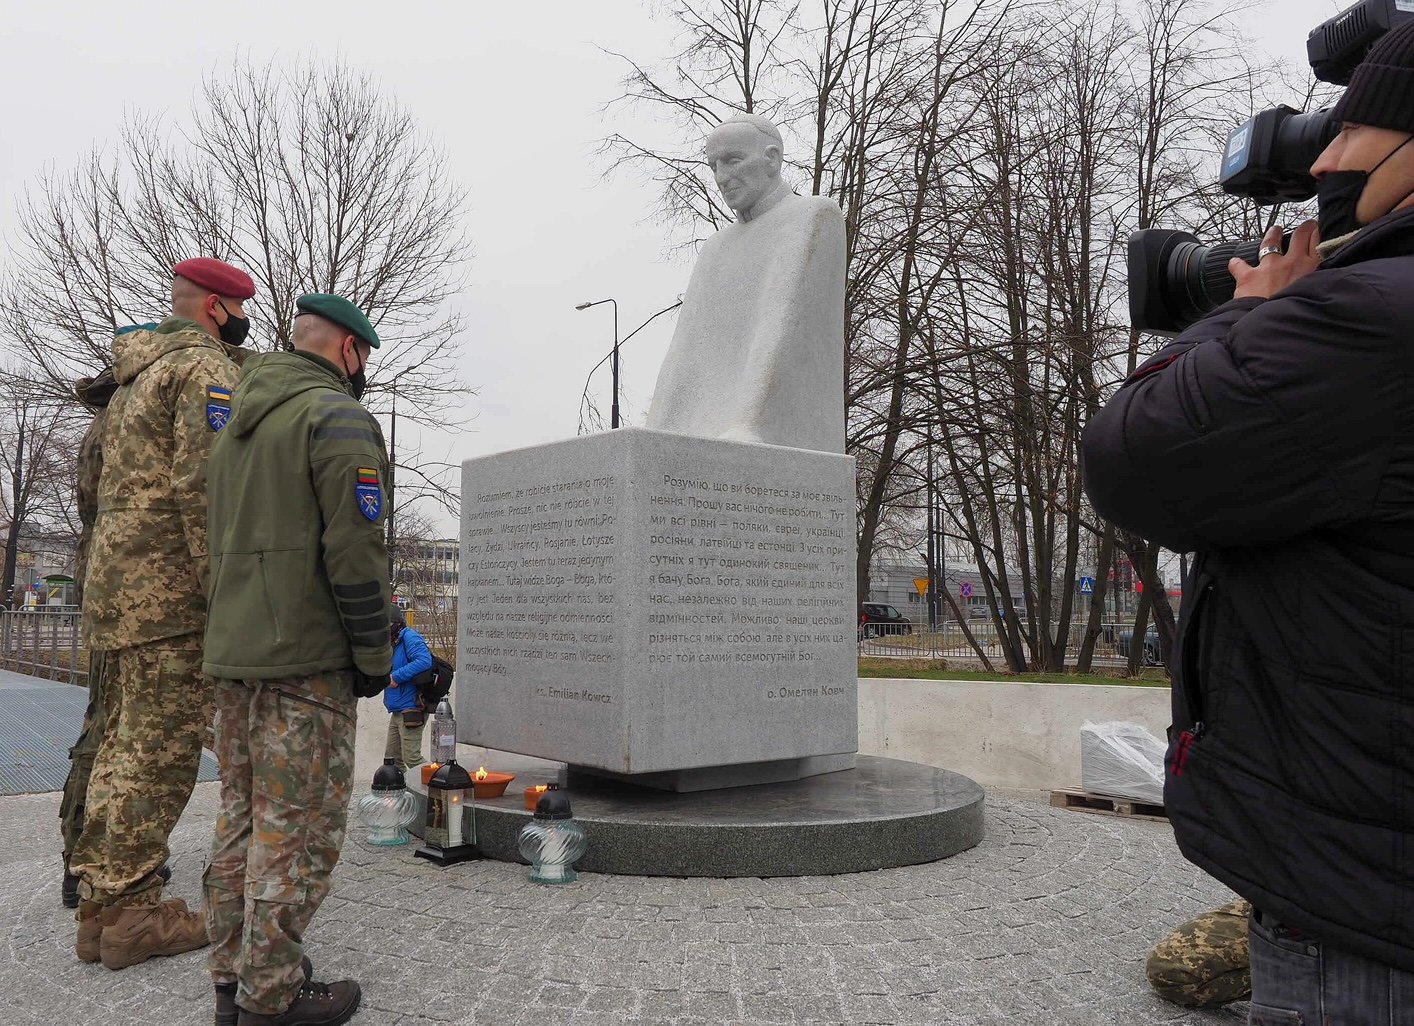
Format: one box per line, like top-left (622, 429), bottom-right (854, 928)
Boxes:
top-left (295, 293), bottom-right (380, 349)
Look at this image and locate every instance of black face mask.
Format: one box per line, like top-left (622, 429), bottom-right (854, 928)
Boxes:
top-left (1317, 134), bottom-right (1414, 242)
top-left (342, 345), bottom-right (368, 401)
top-left (1317, 170), bottom-right (1368, 242)
top-left (215, 299), bottom-right (250, 347)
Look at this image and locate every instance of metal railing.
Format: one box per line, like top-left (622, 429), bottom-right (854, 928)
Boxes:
top-left (858, 620), bottom-right (1164, 668)
top-left (0, 609), bottom-right (87, 685)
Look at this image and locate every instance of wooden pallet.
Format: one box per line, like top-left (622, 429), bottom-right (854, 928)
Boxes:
top-left (1049, 788), bottom-right (1168, 822)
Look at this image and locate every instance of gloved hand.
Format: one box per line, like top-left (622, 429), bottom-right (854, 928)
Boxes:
top-left (352, 672), bottom-right (391, 698)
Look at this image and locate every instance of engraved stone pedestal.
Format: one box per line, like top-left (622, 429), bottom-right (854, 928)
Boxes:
top-left (457, 428), bottom-right (857, 790)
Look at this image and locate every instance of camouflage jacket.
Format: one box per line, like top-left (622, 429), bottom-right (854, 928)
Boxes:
top-left (73, 368), bottom-right (119, 602)
top-left (203, 350), bottom-right (392, 679)
top-left (82, 319), bottom-right (241, 650)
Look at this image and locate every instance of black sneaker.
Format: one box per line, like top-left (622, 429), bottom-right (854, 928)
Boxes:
top-left (236, 978), bottom-right (360, 1026)
top-left (216, 957), bottom-right (314, 1026)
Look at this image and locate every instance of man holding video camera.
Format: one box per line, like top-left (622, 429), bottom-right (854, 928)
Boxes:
top-left (1083, 20), bottom-right (1414, 1024)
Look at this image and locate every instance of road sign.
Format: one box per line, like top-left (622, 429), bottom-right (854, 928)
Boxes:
top-left (960, 582), bottom-right (974, 598)
top-left (1079, 576), bottom-right (1095, 595)
top-left (914, 578), bottom-right (930, 597)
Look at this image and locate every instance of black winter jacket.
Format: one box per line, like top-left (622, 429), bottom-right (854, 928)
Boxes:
top-left (1083, 205), bottom-right (1414, 971)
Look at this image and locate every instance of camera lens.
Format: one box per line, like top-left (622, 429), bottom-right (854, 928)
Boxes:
top-left (1129, 229), bottom-right (1287, 336)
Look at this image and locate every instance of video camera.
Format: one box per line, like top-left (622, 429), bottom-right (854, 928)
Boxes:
top-left (1127, 0), bottom-right (1414, 336)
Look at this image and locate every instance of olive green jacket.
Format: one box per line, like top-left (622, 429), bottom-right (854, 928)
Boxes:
top-left (203, 350), bottom-right (392, 679)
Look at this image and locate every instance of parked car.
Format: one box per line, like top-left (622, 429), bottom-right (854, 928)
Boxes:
top-left (1116, 627), bottom-right (1163, 666)
top-left (859, 603), bottom-right (914, 639)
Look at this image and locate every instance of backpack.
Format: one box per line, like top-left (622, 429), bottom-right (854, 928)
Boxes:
top-left (415, 654), bottom-right (455, 707)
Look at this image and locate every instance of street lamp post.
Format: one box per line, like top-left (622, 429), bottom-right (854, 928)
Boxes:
top-left (575, 299), bottom-right (620, 428)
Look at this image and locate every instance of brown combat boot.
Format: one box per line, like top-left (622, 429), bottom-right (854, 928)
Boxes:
top-left (236, 979), bottom-right (361, 1026)
top-left (75, 899), bottom-right (103, 962)
top-left (216, 956), bottom-right (314, 1026)
top-left (98, 897), bottom-right (209, 970)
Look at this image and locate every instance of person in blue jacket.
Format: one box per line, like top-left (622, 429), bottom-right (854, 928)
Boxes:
top-left (382, 609), bottom-right (433, 770)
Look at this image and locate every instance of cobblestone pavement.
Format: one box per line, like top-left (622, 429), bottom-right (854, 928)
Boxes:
top-left (0, 780), bottom-right (1246, 1026)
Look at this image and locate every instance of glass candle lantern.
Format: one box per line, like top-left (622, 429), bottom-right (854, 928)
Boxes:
top-left (414, 759), bottom-right (479, 867)
top-left (517, 791), bottom-right (587, 884)
top-left (356, 758), bottom-right (419, 846)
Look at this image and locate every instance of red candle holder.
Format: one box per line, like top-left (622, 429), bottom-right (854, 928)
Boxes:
top-left (523, 784), bottom-right (554, 811)
top-left (471, 766), bottom-right (515, 799)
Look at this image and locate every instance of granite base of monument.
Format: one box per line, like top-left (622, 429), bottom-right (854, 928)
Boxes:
top-left (403, 748), bottom-right (986, 877)
top-left (458, 428), bottom-right (858, 789)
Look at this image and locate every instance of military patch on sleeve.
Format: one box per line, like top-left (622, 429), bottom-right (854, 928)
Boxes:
top-left (355, 467), bottom-right (382, 521)
top-left (207, 386), bottom-right (233, 431)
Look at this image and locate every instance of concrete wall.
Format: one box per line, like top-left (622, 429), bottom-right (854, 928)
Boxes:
top-left (358, 678), bottom-right (1172, 795)
top-left (857, 677), bottom-right (1172, 790)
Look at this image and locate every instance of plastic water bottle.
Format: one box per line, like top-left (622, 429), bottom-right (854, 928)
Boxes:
top-left (431, 698), bottom-right (457, 765)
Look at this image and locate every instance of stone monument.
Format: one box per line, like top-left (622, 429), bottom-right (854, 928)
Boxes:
top-left (458, 114), bottom-right (857, 791)
top-left (647, 114), bottom-right (847, 454)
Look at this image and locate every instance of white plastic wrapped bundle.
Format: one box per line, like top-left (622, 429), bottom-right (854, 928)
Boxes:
top-left (1079, 721), bottom-right (1167, 804)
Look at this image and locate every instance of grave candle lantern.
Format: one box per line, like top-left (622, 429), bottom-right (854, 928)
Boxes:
top-left (414, 759), bottom-right (479, 867)
top-left (356, 758), bottom-right (418, 846)
top-left (517, 791), bottom-right (587, 884)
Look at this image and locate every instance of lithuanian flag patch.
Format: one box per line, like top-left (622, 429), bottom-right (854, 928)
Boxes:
top-left (355, 467), bottom-right (382, 521)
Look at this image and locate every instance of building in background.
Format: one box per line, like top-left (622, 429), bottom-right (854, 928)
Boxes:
top-left (391, 537), bottom-right (459, 647)
top-left (1, 525), bottom-right (78, 608)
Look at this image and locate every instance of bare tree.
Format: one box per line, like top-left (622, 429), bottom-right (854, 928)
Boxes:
top-left (0, 369), bottom-right (82, 607)
top-left (1, 56), bottom-right (471, 521)
top-left (389, 507), bottom-right (459, 661)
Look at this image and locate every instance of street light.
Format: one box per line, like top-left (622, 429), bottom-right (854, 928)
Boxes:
top-left (575, 298), bottom-right (619, 428)
top-left (576, 300), bottom-right (685, 435)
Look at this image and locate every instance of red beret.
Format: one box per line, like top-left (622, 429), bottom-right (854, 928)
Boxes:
top-left (172, 258), bottom-right (256, 301)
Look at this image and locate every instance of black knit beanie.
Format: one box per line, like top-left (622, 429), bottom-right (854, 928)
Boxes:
top-left (1332, 18), bottom-right (1414, 131)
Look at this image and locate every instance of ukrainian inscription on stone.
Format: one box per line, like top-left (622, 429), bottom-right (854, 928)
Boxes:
top-left (458, 428), bottom-right (857, 776)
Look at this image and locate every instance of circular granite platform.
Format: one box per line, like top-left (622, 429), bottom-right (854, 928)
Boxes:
top-left (454, 754), bottom-right (984, 877)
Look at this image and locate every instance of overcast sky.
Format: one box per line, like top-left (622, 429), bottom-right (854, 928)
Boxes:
top-left (0, 0), bottom-right (1352, 535)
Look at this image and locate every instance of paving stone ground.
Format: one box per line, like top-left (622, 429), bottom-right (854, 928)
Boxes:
top-left (0, 777), bottom-right (1246, 1026)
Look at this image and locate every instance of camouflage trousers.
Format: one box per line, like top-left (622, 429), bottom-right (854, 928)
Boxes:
top-left (69, 636), bottom-right (210, 905)
top-left (1146, 900), bottom-right (1252, 1007)
top-left (203, 671), bottom-right (357, 1016)
top-left (58, 649), bottom-right (110, 862)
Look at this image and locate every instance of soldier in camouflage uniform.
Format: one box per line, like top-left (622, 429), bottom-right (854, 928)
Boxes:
top-left (69, 259), bottom-right (252, 970)
top-left (58, 337), bottom-right (166, 909)
top-left (203, 293), bottom-right (391, 1026)
top-left (1146, 900), bottom-right (1252, 1007)
top-left (59, 361), bottom-right (120, 908)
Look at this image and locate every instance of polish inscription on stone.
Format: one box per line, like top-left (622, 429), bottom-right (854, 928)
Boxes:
top-left (458, 428), bottom-right (858, 776)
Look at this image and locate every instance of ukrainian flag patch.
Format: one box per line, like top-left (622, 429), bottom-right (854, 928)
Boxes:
top-left (207, 385), bottom-right (233, 431)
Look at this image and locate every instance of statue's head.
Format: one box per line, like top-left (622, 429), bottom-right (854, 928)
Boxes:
top-left (705, 114), bottom-right (784, 217)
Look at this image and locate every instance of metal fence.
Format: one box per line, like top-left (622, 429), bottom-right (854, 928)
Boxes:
top-left (0, 610), bottom-right (87, 685)
top-left (858, 620), bottom-right (1163, 668)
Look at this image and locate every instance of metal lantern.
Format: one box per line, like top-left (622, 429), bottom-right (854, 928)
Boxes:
top-left (415, 759), bottom-right (479, 867)
top-left (517, 791), bottom-right (587, 884)
top-left (357, 758), bottom-right (419, 846)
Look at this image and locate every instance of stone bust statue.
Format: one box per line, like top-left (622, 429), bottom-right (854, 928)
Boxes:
top-left (646, 114), bottom-right (847, 454)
